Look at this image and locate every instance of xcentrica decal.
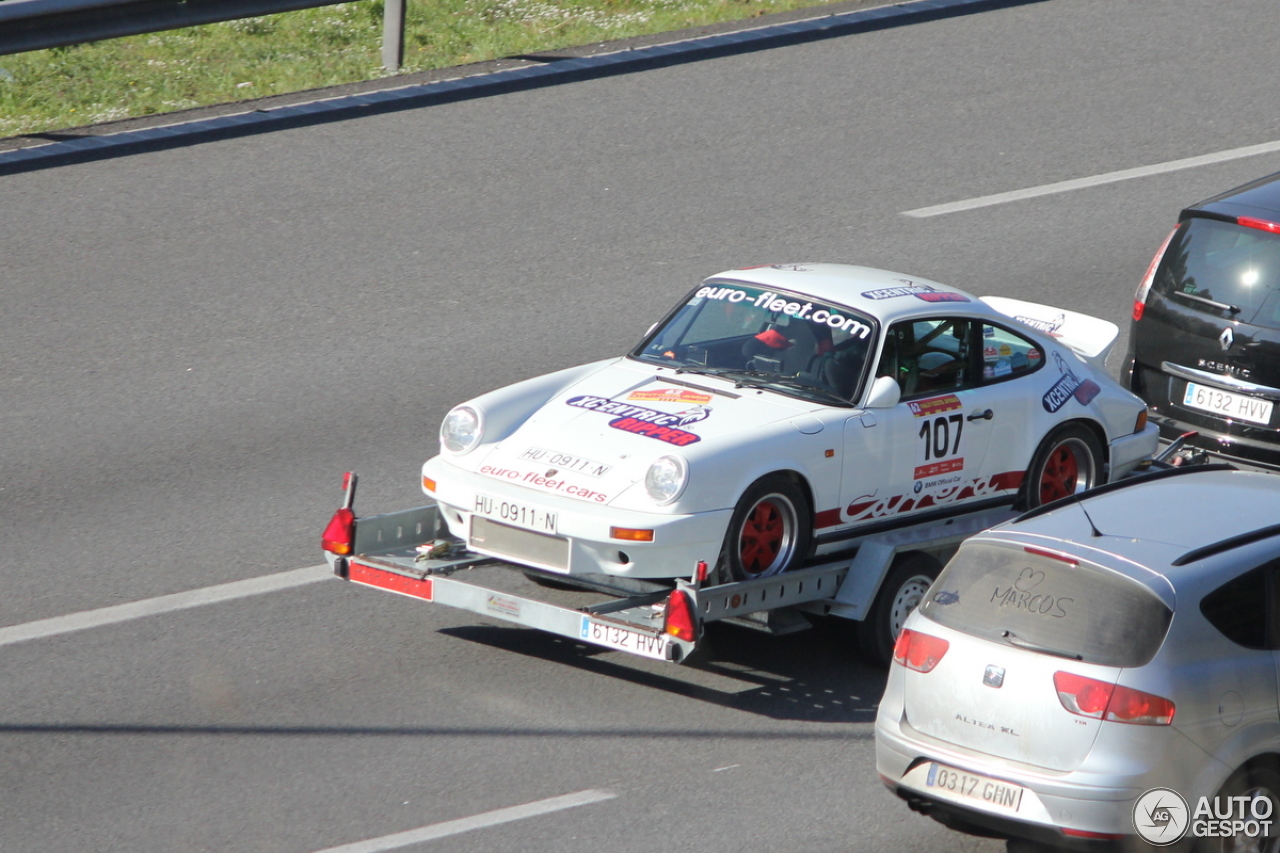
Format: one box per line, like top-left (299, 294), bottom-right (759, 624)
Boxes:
top-left (1014, 312), bottom-right (1065, 336)
top-left (1042, 351), bottom-right (1101, 413)
top-left (566, 395), bottom-right (708, 446)
top-left (695, 285), bottom-right (873, 338)
top-left (1133, 787), bottom-right (1274, 847)
top-left (860, 283), bottom-right (971, 303)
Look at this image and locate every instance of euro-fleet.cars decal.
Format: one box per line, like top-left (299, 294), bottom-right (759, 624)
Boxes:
top-left (1042, 351), bottom-right (1100, 413)
top-left (478, 461), bottom-right (612, 503)
top-left (694, 285), bottom-right (873, 338)
top-left (566, 395), bottom-right (709, 446)
top-left (860, 282), bottom-right (971, 303)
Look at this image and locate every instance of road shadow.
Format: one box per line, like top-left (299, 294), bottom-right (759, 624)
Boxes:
top-left (438, 616), bottom-right (888, 725)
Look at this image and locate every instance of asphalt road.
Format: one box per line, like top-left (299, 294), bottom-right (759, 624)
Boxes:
top-left (3, 0), bottom-right (1280, 850)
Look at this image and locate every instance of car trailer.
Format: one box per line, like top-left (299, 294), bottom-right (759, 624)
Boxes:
top-left (321, 472), bottom-right (1024, 667)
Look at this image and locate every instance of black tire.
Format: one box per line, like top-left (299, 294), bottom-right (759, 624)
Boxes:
top-left (1194, 766), bottom-right (1280, 853)
top-left (857, 552), bottom-right (941, 668)
top-left (1024, 423), bottom-right (1105, 509)
top-left (719, 475), bottom-right (812, 583)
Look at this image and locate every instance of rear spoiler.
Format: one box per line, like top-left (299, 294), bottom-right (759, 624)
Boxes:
top-left (980, 296), bottom-right (1120, 371)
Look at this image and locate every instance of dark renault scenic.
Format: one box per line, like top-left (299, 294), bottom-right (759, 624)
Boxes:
top-left (1125, 170), bottom-right (1280, 466)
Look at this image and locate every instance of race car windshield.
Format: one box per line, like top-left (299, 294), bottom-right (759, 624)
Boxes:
top-left (631, 281), bottom-right (877, 404)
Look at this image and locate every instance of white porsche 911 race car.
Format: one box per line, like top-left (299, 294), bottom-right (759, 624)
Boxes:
top-left (422, 263), bottom-right (1158, 584)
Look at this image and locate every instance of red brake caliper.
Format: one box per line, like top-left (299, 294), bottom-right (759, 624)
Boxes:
top-left (741, 500), bottom-right (783, 573)
top-left (1039, 446), bottom-right (1078, 503)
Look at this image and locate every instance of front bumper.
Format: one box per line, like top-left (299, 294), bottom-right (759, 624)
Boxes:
top-left (423, 456), bottom-right (731, 579)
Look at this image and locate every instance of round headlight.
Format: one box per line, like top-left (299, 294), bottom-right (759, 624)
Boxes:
top-left (440, 405), bottom-right (483, 454)
top-left (644, 455), bottom-right (688, 505)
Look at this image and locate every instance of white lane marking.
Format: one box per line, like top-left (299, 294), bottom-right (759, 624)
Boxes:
top-left (308, 790), bottom-right (618, 853)
top-left (902, 139), bottom-right (1280, 218)
top-left (0, 564), bottom-right (332, 647)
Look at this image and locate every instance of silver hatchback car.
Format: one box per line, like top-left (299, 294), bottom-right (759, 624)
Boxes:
top-left (876, 465), bottom-right (1280, 852)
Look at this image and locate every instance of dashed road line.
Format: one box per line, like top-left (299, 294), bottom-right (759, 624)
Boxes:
top-left (0, 564), bottom-right (332, 647)
top-left (307, 790), bottom-right (618, 853)
top-left (902, 139), bottom-right (1280, 217)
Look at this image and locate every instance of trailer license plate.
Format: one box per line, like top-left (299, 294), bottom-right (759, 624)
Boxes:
top-left (474, 493), bottom-right (557, 533)
top-left (1183, 381), bottom-right (1274, 425)
top-left (926, 763), bottom-right (1024, 813)
top-left (579, 617), bottom-right (669, 660)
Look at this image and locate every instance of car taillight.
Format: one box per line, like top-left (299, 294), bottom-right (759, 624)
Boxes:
top-left (1054, 671), bottom-right (1175, 725)
top-left (663, 589), bottom-right (698, 642)
top-left (1238, 215), bottom-right (1280, 234)
top-left (322, 507), bottom-right (355, 555)
top-left (1133, 226), bottom-right (1179, 321)
top-left (892, 628), bottom-right (949, 673)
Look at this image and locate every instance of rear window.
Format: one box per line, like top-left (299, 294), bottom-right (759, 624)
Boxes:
top-left (1156, 217), bottom-right (1280, 328)
top-left (919, 541), bottom-right (1172, 667)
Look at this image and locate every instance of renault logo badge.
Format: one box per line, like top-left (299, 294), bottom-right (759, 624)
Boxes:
top-left (1220, 326), bottom-right (1235, 351)
top-left (983, 665), bottom-right (1005, 688)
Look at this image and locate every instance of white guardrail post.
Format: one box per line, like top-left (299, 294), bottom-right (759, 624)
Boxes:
top-left (382, 0), bottom-right (405, 72)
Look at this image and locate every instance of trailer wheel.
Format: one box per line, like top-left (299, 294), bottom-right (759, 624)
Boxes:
top-left (857, 553), bottom-right (941, 669)
top-left (719, 475), bottom-right (811, 583)
top-left (1023, 424), bottom-right (1104, 509)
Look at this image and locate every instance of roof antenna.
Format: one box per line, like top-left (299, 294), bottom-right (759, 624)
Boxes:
top-left (1078, 501), bottom-right (1103, 538)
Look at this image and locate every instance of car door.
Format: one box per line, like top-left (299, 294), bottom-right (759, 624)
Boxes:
top-left (841, 316), bottom-right (998, 525)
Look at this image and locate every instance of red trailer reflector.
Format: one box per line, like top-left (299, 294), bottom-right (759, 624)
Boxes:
top-left (663, 589), bottom-right (698, 642)
top-left (322, 507), bottom-right (355, 555)
top-left (348, 562), bottom-right (434, 601)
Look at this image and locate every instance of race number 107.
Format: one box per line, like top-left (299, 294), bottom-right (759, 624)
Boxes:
top-left (919, 414), bottom-right (963, 461)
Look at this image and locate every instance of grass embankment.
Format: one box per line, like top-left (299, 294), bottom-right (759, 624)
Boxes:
top-left (0, 0), bottom-right (837, 137)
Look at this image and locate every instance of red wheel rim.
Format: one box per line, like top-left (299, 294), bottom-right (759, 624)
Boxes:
top-left (740, 499), bottom-right (785, 575)
top-left (1039, 443), bottom-right (1081, 504)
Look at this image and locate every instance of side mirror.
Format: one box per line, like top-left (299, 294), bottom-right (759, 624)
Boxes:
top-left (863, 375), bottom-right (901, 409)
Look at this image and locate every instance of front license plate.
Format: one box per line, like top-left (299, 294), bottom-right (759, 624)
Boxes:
top-left (474, 493), bottom-right (557, 533)
top-left (579, 617), bottom-right (669, 660)
top-left (1183, 381), bottom-right (1274, 425)
top-left (926, 762), bottom-right (1024, 813)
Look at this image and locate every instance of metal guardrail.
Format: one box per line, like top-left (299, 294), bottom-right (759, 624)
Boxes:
top-left (0, 0), bottom-right (408, 69)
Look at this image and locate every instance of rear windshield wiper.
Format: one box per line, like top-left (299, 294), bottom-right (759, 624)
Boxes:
top-left (1172, 290), bottom-right (1241, 314)
top-left (1000, 629), bottom-right (1083, 661)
